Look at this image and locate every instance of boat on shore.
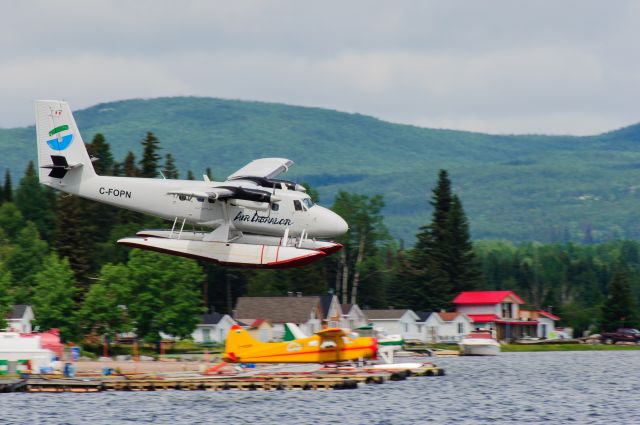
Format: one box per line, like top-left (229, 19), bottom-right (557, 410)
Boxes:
top-left (458, 331), bottom-right (500, 356)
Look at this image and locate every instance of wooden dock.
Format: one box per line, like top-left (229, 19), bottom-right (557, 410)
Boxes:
top-left (5, 363), bottom-right (445, 393)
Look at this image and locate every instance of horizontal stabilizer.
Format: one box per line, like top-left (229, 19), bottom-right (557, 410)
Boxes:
top-left (40, 155), bottom-right (83, 179)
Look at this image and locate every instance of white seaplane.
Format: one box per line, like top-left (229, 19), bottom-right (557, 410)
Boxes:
top-left (35, 100), bottom-right (348, 268)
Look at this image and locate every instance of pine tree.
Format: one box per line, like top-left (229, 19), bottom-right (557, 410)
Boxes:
top-left (186, 170), bottom-right (195, 180)
top-left (446, 195), bottom-right (481, 292)
top-left (54, 195), bottom-right (97, 288)
top-left (122, 152), bottom-right (139, 177)
top-left (410, 170), bottom-right (480, 310)
top-left (85, 134), bottom-right (118, 246)
top-left (3, 169), bottom-right (12, 202)
top-left (14, 161), bottom-right (56, 242)
top-left (163, 153), bottom-right (179, 179)
top-left (139, 132), bottom-right (161, 178)
top-left (0, 266), bottom-right (13, 330)
top-left (87, 133), bottom-right (114, 175)
top-left (600, 270), bottom-right (640, 332)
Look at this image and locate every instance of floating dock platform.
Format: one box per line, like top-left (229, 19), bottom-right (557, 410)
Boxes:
top-left (1, 363), bottom-right (444, 392)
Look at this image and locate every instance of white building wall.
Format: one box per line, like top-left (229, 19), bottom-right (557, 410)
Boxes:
top-left (456, 305), bottom-right (498, 315)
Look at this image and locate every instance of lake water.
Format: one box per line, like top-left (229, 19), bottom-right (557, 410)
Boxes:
top-left (1, 351), bottom-right (638, 424)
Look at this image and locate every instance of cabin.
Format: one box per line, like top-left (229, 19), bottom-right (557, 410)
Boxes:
top-left (453, 291), bottom-right (560, 341)
top-left (414, 312), bottom-right (444, 343)
top-left (519, 309), bottom-right (562, 339)
top-left (435, 312), bottom-right (473, 342)
top-left (5, 305), bottom-right (34, 333)
top-left (340, 304), bottom-right (368, 330)
top-left (234, 295), bottom-right (324, 340)
top-left (319, 294), bottom-right (344, 328)
top-left (362, 309), bottom-right (421, 341)
top-left (246, 319), bottom-right (273, 342)
top-left (191, 311), bottom-right (236, 343)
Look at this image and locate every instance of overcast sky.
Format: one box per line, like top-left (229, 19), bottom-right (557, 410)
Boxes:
top-left (2, 0), bottom-right (639, 135)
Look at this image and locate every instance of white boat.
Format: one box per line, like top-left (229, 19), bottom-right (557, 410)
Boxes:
top-left (458, 331), bottom-right (501, 356)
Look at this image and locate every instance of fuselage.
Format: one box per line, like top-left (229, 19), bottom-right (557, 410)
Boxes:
top-left (45, 174), bottom-right (347, 239)
top-left (224, 333), bottom-right (378, 363)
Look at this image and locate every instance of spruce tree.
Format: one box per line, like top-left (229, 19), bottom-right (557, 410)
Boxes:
top-left (54, 195), bottom-right (97, 288)
top-left (187, 170), bottom-right (195, 180)
top-left (410, 170), bottom-right (480, 310)
top-left (600, 270), bottom-right (640, 331)
top-left (446, 195), bottom-right (481, 292)
top-left (87, 133), bottom-right (114, 175)
top-left (15, 161), bottom-right (57, 242)
top-left (3, 169), bottom-right (12, 202)
top-left (0, 266), bottom-right (14, 329)
top-left (122, 152), bottom-right (139, 177)
top-left (163, 153), bottom-right (179, 179)
top-left (139, 132), bottom-right (161, 178)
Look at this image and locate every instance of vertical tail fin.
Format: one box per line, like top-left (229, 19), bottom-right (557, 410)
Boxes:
top-left (223, 324), bottom-right (260, 362)
top-left (35, 100), bottom-right (95, 187)
top-left (283, 323), bottom-right (307, 341)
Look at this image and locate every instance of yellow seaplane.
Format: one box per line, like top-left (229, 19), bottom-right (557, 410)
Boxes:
top-left (222, 324), bottom-right (378, 363)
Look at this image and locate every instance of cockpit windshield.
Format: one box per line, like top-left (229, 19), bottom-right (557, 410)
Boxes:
top-left (302, 198), bottom-right (314, 209)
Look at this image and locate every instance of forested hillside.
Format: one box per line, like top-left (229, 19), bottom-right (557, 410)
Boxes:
top-left (2, 97), bottom-right (640, 243)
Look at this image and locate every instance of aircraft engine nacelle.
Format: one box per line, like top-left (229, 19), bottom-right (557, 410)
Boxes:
top-left (231, 187), bottom-right (279, 203)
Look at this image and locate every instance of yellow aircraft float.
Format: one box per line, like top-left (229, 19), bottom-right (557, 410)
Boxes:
top-left (223, 325), bottom-right (378, 363)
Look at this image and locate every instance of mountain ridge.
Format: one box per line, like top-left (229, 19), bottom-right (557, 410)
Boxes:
top-left (3, 96), bottom-right (640, 243)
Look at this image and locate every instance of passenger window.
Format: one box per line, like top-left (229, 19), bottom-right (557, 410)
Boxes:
top-left (294, 200), bottom-right (302, 211)
top-left (271, 203), bottom-right (279, 211)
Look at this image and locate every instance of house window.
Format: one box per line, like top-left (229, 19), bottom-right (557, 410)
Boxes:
top-left (202, 328), bottom-right (211, 343)
top-left (501, 303), bottom-right (512, 318)
top-left (457, 322), bottom-right (464, 334)
top-left (403, 323), bottom-right (408, 333)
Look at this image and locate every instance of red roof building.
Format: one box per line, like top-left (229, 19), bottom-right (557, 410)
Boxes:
top-left (453, 291), bottom-right (560, 341)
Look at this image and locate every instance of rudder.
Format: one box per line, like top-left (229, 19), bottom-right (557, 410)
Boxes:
top-left (35, 100), bottom-right (95, 187)
top-left (223, 324), bottom-right (260, 362)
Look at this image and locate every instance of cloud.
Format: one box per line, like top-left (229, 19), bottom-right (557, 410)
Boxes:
top-left (1, 0), bottom-right (639, 134)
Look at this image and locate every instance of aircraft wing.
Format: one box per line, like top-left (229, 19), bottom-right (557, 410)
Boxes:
top-left (315, 328), bottom-right (350, 338)
top-left (227, 158), bottom-right (293, 180)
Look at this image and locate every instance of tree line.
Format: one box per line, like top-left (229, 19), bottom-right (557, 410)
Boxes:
top-left (0, 132), bottom-right (637, 341)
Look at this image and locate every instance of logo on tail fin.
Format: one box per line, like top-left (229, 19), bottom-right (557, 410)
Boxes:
top-left (46, 125), bottom-right (74, 151)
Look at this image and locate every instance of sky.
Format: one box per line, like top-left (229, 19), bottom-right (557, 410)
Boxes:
top-left (2, 0), bottom-right (639, 135)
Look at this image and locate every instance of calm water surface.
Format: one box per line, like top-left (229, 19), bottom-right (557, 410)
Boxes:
top-left (1, 351), bottom-right (638, 425)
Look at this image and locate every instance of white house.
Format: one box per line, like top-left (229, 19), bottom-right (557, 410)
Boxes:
top-left (415, 312), bottom-right (444, 343)
top-left (341, 304), bottom-right (368, 330)
top-left (191, 311), bottom-right (236, 343)
top-left (362, 309), bottom-right (421, 341)
top-left (435, 312), bottom-right (473, 342)
top-left (5, 305), bottom-right (34, 333)
top-left (319, 294), bottom-right (344, 328)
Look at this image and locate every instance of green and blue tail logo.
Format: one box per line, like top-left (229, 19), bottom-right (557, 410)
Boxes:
top-left (46, 125), bottom-right (74, 151)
